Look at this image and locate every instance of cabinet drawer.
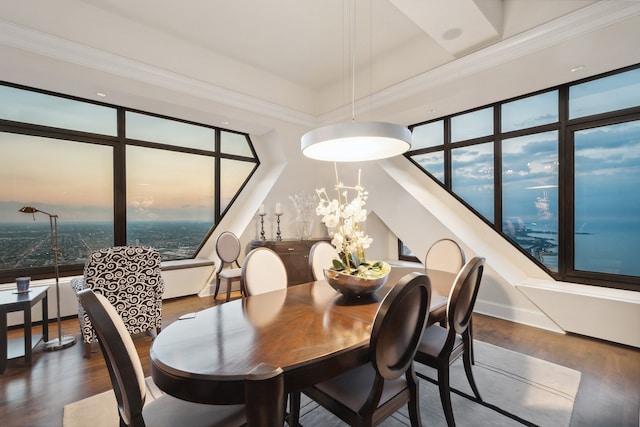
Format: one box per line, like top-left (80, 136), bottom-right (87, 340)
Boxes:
top-left (271, 242), bottom-right (309, 254)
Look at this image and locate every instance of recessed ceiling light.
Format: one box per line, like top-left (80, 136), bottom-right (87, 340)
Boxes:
top-left (221, 121), bottom-right (229, 125)
top-left (442, 28), bottom-right (462, 41)
top-left (96, 92), bottom-right (107, 97)
top-left (570, 65), bottom-right (585, 73)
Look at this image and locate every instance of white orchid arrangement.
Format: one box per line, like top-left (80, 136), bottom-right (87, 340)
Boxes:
top-left (315, 168), bottom-right (388, 279)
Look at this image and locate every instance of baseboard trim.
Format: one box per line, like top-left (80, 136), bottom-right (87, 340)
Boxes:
top-left (475, 298), bottom-right (565, 334)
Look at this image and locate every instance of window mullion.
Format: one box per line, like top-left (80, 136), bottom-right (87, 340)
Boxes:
top-left (113, 108), bottom-right (127, 245)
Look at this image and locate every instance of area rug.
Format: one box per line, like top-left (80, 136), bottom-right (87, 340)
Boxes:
top-left (63, 378), bottom-right (164, 427)
top-left (63, 341), bottom-right (580, 427)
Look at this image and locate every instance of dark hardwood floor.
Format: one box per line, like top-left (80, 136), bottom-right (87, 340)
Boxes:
top-left (1, 292), bottom-right (638, 427)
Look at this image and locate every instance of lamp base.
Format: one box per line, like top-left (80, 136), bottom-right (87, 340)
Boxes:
top-left (44, 335), bottom-right (77, 351)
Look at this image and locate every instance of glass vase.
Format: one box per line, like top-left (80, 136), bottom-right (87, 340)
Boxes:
top-left (295, 216), bottom-right (313, 240)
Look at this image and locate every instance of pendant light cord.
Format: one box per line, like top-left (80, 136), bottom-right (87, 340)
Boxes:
top-left (350, 0), bottom-right (356, 122)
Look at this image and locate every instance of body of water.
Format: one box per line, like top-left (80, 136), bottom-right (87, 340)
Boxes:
top-left (574, 224), bottom-right (640, 277)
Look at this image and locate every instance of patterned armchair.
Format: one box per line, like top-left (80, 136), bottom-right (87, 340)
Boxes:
top-left (71, 246), bottom-right (165, 358)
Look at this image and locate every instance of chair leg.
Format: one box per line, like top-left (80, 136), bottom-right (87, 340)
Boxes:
top-left (468, 317), bottom-right (474, 364)
top-left (407, 368), bottom-right (422, 427)
top-left (225, 278), bottom-right (232, 302)
top-left (288, 391), bottom-right (301, 427)
top-left (437, 365), bottom-right (456, 427)
top-left (84, 342), bottom-right (92, 358)
top-left (213, 276), bottom-right (222, 300)
top-left (462, 349), bottom-right (482, 401)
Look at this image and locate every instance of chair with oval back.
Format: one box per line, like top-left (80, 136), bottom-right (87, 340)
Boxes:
top-left (414, 256), bottom-right (485, 427)
top-left (240, 247), bottom-right (288, 296)
top-left (292, 272), bottom-right (432, 426)
top-left (425, 238), bottom-right (466, 277)
top-left (425, 238), bottom-right (465, 317)
top-left (425, 238), bottom-right (472, 358)
top-left (308, 240), bottom-right (340, 281)
top-left (213, 231), bottom-right (243, 302)
top-left (76, 288), bottom-right (285, 427)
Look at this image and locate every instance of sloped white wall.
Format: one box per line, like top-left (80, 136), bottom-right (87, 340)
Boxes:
top-left (358, 159), bottom-right (563, 333)
top-left (363, 157), bottom-right (639, 347)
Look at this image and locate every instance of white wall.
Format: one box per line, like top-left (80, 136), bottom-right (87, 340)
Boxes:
top-left (1, 261), bottom-right (215, 327)
top-left (0, 278), bottom-right (80, 327)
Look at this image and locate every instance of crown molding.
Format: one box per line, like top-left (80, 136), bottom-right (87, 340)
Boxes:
top-left (0, 19), bottom-right (318, 129)
top-left (1, 1), bottom-right (639, 129)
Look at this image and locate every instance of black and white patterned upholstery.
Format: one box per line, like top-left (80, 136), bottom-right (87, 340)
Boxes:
top-left (71, 246), bottom-right (164, 357)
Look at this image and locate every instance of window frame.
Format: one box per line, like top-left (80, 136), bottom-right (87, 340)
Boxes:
top-left (0, 81), bottom-right (259, 283)
top-left (403, 64), bottom-right (640, 291)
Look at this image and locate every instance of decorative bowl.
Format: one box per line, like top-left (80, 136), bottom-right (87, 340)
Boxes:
top-left (323, 268), bottom-right (389, 298)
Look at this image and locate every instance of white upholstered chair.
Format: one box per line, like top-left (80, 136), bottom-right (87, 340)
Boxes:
top-left (76, 288), bottom-right (285, 427)
top-left (425, 238), bottom-right (466, 324)
top-left (240, 247), bottom-right (288, 296)
top-left (425, 238), bottom-right (466, 276)
top-left (308, 240), bottom-right (339, 281)
top-left (213, 231), bottom-right (243, 302)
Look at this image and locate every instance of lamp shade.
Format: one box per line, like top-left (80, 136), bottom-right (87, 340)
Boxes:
top-left (19, 206), bottom-right (39, 214)
top-left (301, 121), bottom-right (411, 162)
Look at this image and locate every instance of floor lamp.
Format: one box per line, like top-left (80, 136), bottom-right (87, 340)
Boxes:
top-left (19, 206), bottom-right (77, 351)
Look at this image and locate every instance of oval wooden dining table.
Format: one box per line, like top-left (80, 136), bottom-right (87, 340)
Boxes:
top-left (150, 272), bottom-right (453, 425)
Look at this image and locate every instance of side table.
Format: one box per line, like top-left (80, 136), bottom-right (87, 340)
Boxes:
top-left (0, 286), bottom-right (49, 374)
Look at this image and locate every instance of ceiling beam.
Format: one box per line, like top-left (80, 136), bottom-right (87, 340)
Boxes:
top-left (390, 0), bottom-right (502, 56)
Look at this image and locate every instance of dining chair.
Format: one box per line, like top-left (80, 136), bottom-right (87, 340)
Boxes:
top-left (414, 256), bottom-right (485, 427)
top-left (424, 238), bottom-right (474, 360)
top-left (70, 245), bottom-right (164, 358)
top-left (76, 288), bottom-right (285, 427)
top-left (425, 238), bottom-right (466, 324)
top-left (425, 238), bottom-right (466, 276)
top-left (308, 240), bottom-right (339, 281)
top-left (213, 231), bottom-right (243, 302)
top-left (294, 272), bottom-right (431, 427)
top-left (241, 247), bottom-right (288, 296)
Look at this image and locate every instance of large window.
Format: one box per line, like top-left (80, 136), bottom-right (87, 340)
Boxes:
top-left (572, 120), bottom-right (640, 277)
top-left (502, 131), bottom-right (559, 270)
top-left (0, 83), bottom-right (258, 282)
top-left (406, 64), bottom-right (640, 290)
top-left (451, 142), bottom-right (495, 222)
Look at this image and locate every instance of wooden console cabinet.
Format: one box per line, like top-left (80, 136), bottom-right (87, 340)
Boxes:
top-left (249, 238), bottom-right (330, 286)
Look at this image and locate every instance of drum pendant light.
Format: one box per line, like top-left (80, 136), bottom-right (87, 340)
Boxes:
top-left (301, 0), bottom-right (411, 162)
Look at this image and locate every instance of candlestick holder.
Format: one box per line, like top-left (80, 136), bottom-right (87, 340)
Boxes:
top-left (259, 213), bottom-right (266, 240)
top-left (275, 213), bottom-right (283, 241)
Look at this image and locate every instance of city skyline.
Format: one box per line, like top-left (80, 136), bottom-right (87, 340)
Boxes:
top-left (0, 220), bottom-right (212, 272)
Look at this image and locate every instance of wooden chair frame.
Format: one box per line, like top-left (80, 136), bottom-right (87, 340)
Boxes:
top-left (296, 272), bottom-right (432, 427)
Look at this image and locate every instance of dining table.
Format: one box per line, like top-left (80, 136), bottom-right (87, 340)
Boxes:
top-left (150, 270), bottom-right (455, 426)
